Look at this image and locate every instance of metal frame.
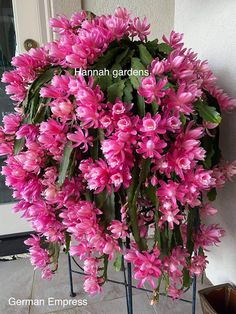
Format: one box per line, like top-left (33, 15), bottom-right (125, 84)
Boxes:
top-left (67, 252), bottom-right (197, 314)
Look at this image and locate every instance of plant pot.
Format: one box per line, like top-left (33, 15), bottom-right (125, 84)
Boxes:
top-left (199, 283), bottom-right (236, 314)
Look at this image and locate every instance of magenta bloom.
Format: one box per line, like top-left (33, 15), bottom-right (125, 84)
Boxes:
top-left (137, 136), bottom-right (167, 159)
top-left (125, 248), bottom-right (162, 288)
top-left (67, 126), bottom-right (93, 152)
top-left (132, 17), bottom-right (150, 41)
top-left (138, 75), bottom-right (168, 104)
top-left (107, 220), bottom-right (128, 239)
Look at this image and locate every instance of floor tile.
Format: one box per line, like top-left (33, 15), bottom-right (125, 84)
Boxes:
top-left (0, 258), bottom-right (34, 314)
top-left (29, 253), bottom-right (145, 314)
top-left (0, 253), bottom-right (211, 314)
top-left (68, 293), bottom-right (155, 314)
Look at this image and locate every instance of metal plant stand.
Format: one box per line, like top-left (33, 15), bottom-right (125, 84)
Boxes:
top-left (67, 252), bottom-right (197, 314)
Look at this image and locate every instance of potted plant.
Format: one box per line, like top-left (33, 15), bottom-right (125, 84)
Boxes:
top-left (1, 7), bottom-right (236, 303)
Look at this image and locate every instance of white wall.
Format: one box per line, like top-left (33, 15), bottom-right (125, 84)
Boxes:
top-left (83, 0), bottom-right (174, 39)
top-left (0, 203), bottom-right (32, 234)
top-left (175, 0), bottom-right (236, 285)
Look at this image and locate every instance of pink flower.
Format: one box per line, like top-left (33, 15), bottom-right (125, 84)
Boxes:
top-left (168, 286), bottom-right (182, 299)
top-left (105, 16), bottom-right (129, 40)
top-left (138, 75), bottom-right (168, 104)
top-left (49, 15), bottom-right (72, 34)
top-left (79, 158), bottom-right (111, 193)
top-left (16, 124), bottom-right (39, 142)
top-left (15, 150), bottom-right (43, 174)
top-left (139, 113), bottom-right (166, 135)
top-left (107, 220), bottom-right (128, 239)
top-left (157, 180), bottom-right (185, 205)
top-left (195, 224), bottom-right (225, 250)
top-left (209, 86), bottom-right (236, 112)
top-left (201, 204), bottom-right (218, 217)
top-left (70, 243), bottom-right (89, 260)
top-left (0, 142), bottom-right (13, 156)
top-left (132, 17), bottom-right (150, 41)
top-left (70, 11), bottom-right (87, 28)
top-left (50, 98), bottom-right (74, 120)
top-left (166, 84), bottom-right (195, 114)
top-left (163, 247), bottom-right (188, 281)
top-left (84, 258), bottom-right (99, 276)
top-left (25, 235), bottom-right (50, 270)
top-left (3, 114), bottom-right (21, 134)
top-left (67, 126), bottom-right (93, 152)
top-left (163, 31), bottom-right (184, 49)
top-left (194, 167), bottom-right (214, 190)
top-left (150, 58), bottom-right (166, 75)
top-left (137, 136), bottom-right (167, 159)
top-left (158, 208), bottom-right (184, 230)
top-left (125, 248), bottom-right (162, 288)
top-left (224, 160), bottom-right (236, 181)
top-left (38, 119), bottom-right (67, 159)
top-left (42, 267), bottom-right (53, 280)
top-left (83, 276), bottom-right (102, 296)
top-left (189, 255), bottom-right (208, 276)
top-left (168, 52), bottom-right (185, 69)
top-left (114, 7), bottom-right (130, 20)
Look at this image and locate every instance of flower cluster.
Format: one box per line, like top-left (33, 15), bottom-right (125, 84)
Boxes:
top-left (1, 8), bottom-right (236, 300)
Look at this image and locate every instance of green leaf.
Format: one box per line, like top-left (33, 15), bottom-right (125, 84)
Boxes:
top-left (139, 158), bottom-right (151, 182)
top-left (58, 141), bottom-right (73, 186)
top-left (183, 268), bottom-right (192, 288)
top-left (137, 94), bottom-right (145, 117)
top-left (143, 185), bottom-right (158, 207)
top-left (129, 57), bottom-right (146, 89)
top-left (65, 232), bottom-right (71, 253)
top-left (22, 67), bottom-right (61, 126)
top-left (202, 136), bottom-right (215, 169)
top-left (115, 48), bottom-right (130, 64)
top-left (180, 112), bottom-right (187, 126)
top-left (173, 224), bottom-right (183, 246)
top-left (167, 228), bottom-right (173, 250)
top-left (145, 39), bottom-right (159, 56)
top-left (91, 47), bottom-right (120, 70)
top-left (24, 67), bottom-right (60, 113)
top-left (123, 79), bottom-right (133, 103)
top-left (32, 101), bottom-right (50, 124)
top-left (186, 207), bottom-right (200, 256)
top-left (93, 75), bottom-right (112, 91)
top-left (107, 80), bottom-right (125, 103)
top-left (127, 160), bottom-right (150, 251)
top-left (85, 10), bottom-right (96, 21)
top-left (102, 254), bottom-right (109, 282)
top-left (119, 49), bottom-right (135, 67)
top-left (151, 101), bottom-right (159, 115)
top-left (113, 252), bottom-right (122, 272)
top-left (154, 210), bottom-right (161, 247)
top-left (110, 63), bottom-right (122, 81)
top-left (14, 138), bottom-right (25, 155)
top-left (195, 99), bottom-right (221, 124)
top-left (95, 189), bottom-right (115, 225)
top-left (48, 242), bottom-right (61, 271)
top-left (207, 188), bottom-right (217, 201)
top-left (89, 129), bottom-right (99, 160)
top-left (138, 44), bottom-right (153, 66)
top-left (158, 43), bottom-right (173, 55)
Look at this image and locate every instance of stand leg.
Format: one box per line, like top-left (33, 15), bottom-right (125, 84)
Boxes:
top-left (125, 237), bottom-right (133, 314)
top-left (122, 256), bottom-right (130, 314)
top-left (127, 261), bottom-right (133, 314)
top-left (192, 275), bottom-right (197, 314)
top-left (68, 253), bottom-right (76, 297)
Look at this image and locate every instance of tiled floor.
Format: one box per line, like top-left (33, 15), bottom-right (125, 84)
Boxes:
top-left (0, 253), bottom-right (211, 314)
